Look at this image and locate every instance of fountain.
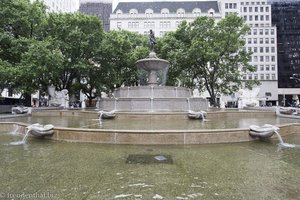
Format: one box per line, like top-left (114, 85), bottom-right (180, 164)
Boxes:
top-left (1, 30), bottom-right (299, 147)
top-left (98, 31), bottom-right (208, 112)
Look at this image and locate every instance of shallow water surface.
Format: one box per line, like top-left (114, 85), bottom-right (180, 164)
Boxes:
top-left (2, 115), bottom-right (300, 130)
top-left (1, 132), bottom-right (300, 199)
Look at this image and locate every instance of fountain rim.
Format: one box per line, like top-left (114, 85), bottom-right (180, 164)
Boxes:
top-left (1, 109), bottom-right (299, 145)
top-left (135, 57), bottom-right (170, 64)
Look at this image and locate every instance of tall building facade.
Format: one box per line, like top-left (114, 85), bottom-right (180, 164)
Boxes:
top-left (220, 0), bottom-right (278, 105)
top-left (79, 0), bottom-right (112, 32)
top-left (110, 0), bottom-right (278, 106)
top-left (271, 0), bottom-right (300, 106)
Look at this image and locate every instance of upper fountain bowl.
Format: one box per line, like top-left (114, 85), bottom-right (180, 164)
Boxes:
top-left (136, 52), bottom-right (169, 72)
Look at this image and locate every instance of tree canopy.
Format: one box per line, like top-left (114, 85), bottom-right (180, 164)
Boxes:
top-left (158, 15), bottom-right (259, 107)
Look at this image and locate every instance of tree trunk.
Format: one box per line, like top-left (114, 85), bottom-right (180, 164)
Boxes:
top-left (23, 93), bottom-right (32, 107)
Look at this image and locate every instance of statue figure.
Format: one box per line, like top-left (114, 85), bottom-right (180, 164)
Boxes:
top-left (149, 29), bottom-right (156, 52)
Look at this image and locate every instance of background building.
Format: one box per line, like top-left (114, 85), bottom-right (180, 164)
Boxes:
top-left (79, 0), bottom-right (112, 32)
top-left (110, 1), bottom-right (222, 36)
top-left (220, 0), bottom-right (278, 106)
top-left (31, 0), bottom-right (79, 12)
top-left (271, 0), bottom-right (300, 106)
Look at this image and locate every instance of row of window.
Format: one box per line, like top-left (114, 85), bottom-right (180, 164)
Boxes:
top-left (247, 37), bottom-right (275, 44)
top-left (243, 73), bottom-right (276, 80)
top-left (116, 8), bottom-right (215, 16)
top-left (243, 15), bottom-right (270, 21)
top-left (250, 55), bottom-right (276, 62)
top-left (242, 6), bottom-right (270, 13)
top-left (117, 21), bottom-right (184, 29)
top-left (225, 3), bottom-right (237, 9)
top-left (249, 28), bottom-right (275, 35)
top-left (254, 65), bottom-right (276, 71)
top-left (247, 46), bottom-right (276, 53)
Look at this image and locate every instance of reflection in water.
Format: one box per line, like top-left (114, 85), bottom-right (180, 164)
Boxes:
top-left (1, 133), bottom-right (299, 199)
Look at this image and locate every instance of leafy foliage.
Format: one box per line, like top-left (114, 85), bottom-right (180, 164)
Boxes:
top-left (158, 15), bottom-right (259, 107)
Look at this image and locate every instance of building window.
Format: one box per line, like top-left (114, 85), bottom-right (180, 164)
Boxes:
top-left (260, 38), bottom-right (263, 44)
top-left (260, 65), bottom-right (264, 71)
top-left (266, 15), bottom-right (269, 21)
top-left (271, 47), bottom-right (275, 53)
top-left (260, 56), bottom-right (264, 62)
top-left (260, 74), bottom-right (264, 80)
top-left (266, 65), bottom-right (270, 70)
top-left (161, 8), bottom-right (169, 17)
top-left (254, 74), bottom-right (258, 79)
top-left (145, 9), bottom-right (153, 17)
top-left (266, 74), bottom-right (270, 80)
top-left (271, 65), bottom-right (275, 71)
top-left (243, 7), bottom-right (247, 12)
top-left (116, 10), bottom-right (123, 18)
top-left (271, 38), bottom-right (275, 44)
top-left (260, 7), bottom-right (264, 12)
top-left (265, 29), bottom-right (269, 35)
top-left (129, 9), bottom-right (138, 14)
top-left (270, 29), bottom-right (274, 35)
top-left (265, 47), bottom-right (269, 53)
top-left (117, 22), bottom-right (122, 28)
top-left (260, 47), bottom-right (263, 53)
top-left (271, 56), bottom-right (275, 62)
top-left (254, 47), bottom-right (257, 52)
top-left (177, 8), bottom-right (185, 17)
top-left (193, 8), bottom-right (201, 17)
top-left (208, 8), bottom-right (215, 16)
top-left (265, 38), bottom-right (269, 44)
top-left (272, 74), bottom-right (276, 80)
top-left (248, 38), bottom-right (252, 44)
top-left (253, 38), bottom-right (257, 44)
top-left (249, 7), bottom-right (253, 12)
top-left (266, 6), bottom-right (269, 12)
top-left (253, 29), bottom-right (257, 35)
top-left (254, 56), bottom-right (258, 62)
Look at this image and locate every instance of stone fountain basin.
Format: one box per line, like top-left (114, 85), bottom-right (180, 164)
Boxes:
top-left (136, 58), bottom-right (169, 72)
top-left (1, 109), bottom-right (299, 145)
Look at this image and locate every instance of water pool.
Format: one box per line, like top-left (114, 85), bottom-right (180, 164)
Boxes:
top-left (1, 132), bottom-right (300, 199)
top-left (1, 114), bottom-right (300, 130)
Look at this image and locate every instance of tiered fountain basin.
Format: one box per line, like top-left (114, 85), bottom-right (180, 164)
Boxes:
top-left (1, 109), bottom-right (300, 145)
top-left (100, 86), bottom-right (208, 112)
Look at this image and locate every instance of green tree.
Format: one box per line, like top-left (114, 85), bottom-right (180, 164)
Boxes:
top-left (100, 30), bottom-right (148, 88)
top-left (158, 15), bottom-right (258, 107)
top-left (0, 0), bottom-right (47, 105)
top-left (40, 12), bottom-right (104, 102)
top-left (18, 39), bottom-right (64, 96)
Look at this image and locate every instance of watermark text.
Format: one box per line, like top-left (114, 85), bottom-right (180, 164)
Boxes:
top-left (0, 191), bottom-right (57, 199)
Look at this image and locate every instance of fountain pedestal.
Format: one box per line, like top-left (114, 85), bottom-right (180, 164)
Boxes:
top-left (99, 52), bottom-right (208, 112)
